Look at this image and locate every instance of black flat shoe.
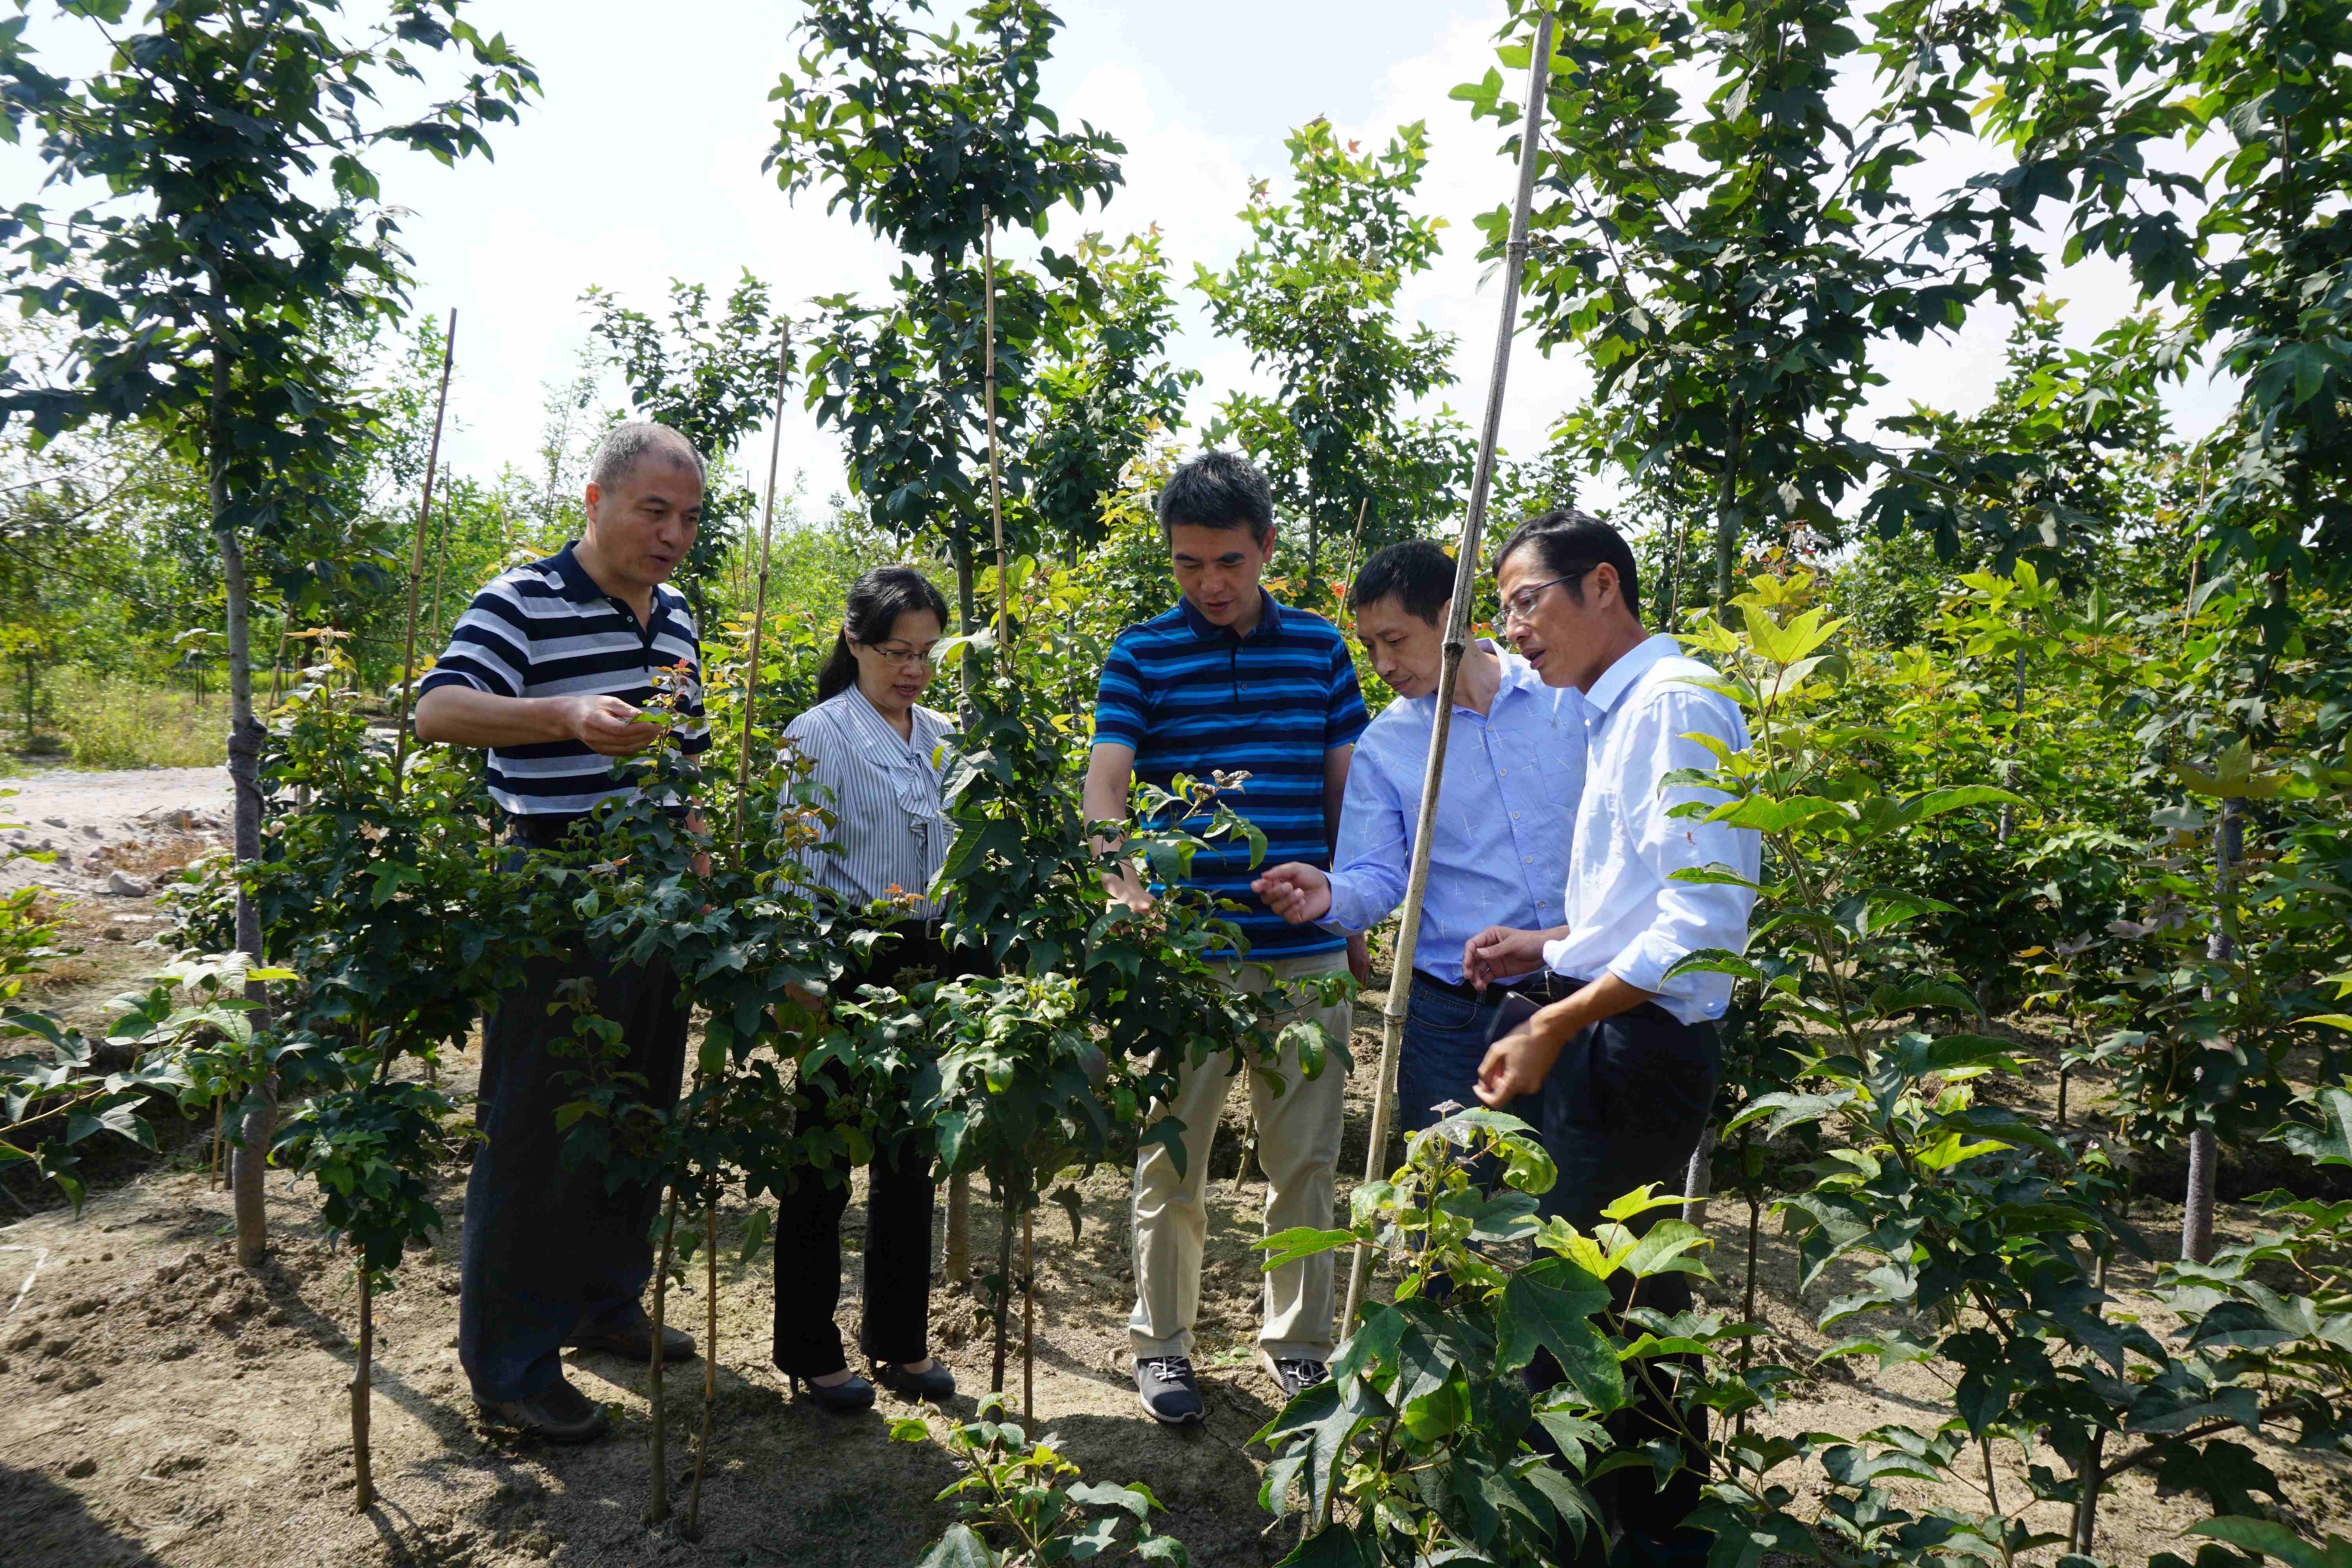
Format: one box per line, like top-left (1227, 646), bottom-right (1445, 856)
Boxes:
top-left (871, 1358), bottom-right (956, 1402)
top-left (475, 1377), bottom-right (611, 1443)
top-left (787, 1370), bottom-right (877, 1414)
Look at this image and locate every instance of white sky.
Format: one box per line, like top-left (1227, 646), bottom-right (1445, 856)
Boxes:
top-left (3, 0), bottom-right (2238, 521)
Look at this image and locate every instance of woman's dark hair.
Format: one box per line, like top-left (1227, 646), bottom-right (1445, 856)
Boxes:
top-left (817, 566), bottom-right (952, 702)
top-left (1492, 508), bottom-right (1641, 618)
top-left (1348, 539), bottom-right (1457, 624)
top-left (1157, 448), bottom-right (1275, 544)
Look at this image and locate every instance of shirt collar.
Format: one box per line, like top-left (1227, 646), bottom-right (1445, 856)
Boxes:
top-left (1176, 588), bottom-right (1285, 642)
top-left (550, 539), bottom-right (673, 628)
top-left (1584, 632), bottom-right (1682, 715)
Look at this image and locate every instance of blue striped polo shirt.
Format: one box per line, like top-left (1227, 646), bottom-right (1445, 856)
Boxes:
top-left (419, 541), bottom-right (710, 817)
top-left (1092, 590), bottom-right (1369, 958)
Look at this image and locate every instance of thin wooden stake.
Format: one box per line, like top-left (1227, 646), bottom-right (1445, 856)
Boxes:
top-left (687, 1204), bottom-right (717, 1538)
top-left (427, 488), bottom-right (454, 649)
top-left (1342, 6), bottom-right (1557, 1332)
top-left (1021, 1208), bottom-right (1034, 1423)
top-left (389, 310), bottom-right (457, 803)
top-left (733, 321), bottom-right (794, 853)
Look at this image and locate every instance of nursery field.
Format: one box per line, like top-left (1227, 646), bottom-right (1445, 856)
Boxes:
top-left (5, 0), bottom-right (2352, 1564)
top-left (7, 978), bottom-right (2345, 1568)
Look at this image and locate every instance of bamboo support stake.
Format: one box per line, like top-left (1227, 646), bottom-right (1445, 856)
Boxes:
top-left (1341, 7), bottom-right (1556, 1332)
top-left (428, 490), bottom-right (454, 649)
top-left (389, 310), bottom-right (457, 803)
top-left (733, 321), bottom-right (794, 853)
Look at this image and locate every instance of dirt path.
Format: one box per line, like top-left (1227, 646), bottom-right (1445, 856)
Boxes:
top-left (1, 767), bottom-right (232, 897)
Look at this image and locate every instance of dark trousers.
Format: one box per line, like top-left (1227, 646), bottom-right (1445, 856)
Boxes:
top-left (459, 942), bottom-right (689, 1404)
top-left (769, 927), bottom-right (952, 1377)
top-left (1527, 1004), bottom-right (1721, 1568)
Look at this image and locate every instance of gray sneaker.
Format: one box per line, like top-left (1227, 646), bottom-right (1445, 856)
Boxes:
top-left (1134, 1355), bottom-right (1205, 1426)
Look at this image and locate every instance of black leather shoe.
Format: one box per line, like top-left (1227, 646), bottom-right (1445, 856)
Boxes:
top-left (475, 1377), bottom-right (611, 1443)
top-left (787, 1370), bottom-right (877, 1414)
top-left (872, 1357), bottom-right (957, 1403)
top-left (570, 1312), bottom-right (697, 1363)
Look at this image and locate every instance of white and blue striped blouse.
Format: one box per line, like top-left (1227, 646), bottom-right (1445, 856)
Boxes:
top-left (782, 686), bottom-right (955, 918)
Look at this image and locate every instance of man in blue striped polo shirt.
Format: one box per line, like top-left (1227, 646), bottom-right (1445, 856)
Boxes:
top-left (416, 421), bottom-right (711, 1444)
top-left (1084, 449), bottom-right (1369, 1425)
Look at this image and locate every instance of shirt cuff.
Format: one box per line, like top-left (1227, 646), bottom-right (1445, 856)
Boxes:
top-left (1606, 931), bottom-right (1727, 1019)
top-left (1319, 871), bottom-right (1374, 935)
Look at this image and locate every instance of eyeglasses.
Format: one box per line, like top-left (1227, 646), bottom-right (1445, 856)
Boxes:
top-left (1499, 565), bottom-right (1597, 625)
top-left (859, 642), bottom-right (935, 670)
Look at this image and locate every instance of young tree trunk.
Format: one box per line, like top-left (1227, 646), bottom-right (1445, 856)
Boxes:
top-left (219, 522), bottom-right (276, 1267)
top-left (350, 1263), bottom-right (374, 1512)
top-left (1681, 1123), bottom-right (1717, 1227)
top-left (1022, 1209), bottom-right (1035, 1423)
top-left (1712, 405), bottom-right (1748, 607)
top-left (943, 1176), bottom-right (971, 1289)
top-left (2183, 794), bottom-right (2241, 1265)
top-left (646, 1185), bottom-right (682, 1525)
top-left (687, 1205), bottom-right (717, 1539)
top-left (990, 1195), bottom-right (1015, 1395)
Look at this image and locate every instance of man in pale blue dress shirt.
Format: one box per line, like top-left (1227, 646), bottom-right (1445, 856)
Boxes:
top-left (1252, 540), bottom-right (1585, 1147)
top-left (1466, 509), bottom-right (1759, 1568)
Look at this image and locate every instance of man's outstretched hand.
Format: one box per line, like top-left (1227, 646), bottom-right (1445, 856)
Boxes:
top-left (1252, 862), bottom-right (1333, 924)
top-left (1476, 1021), bottom-right (1563, 1106)
top-left (563, 694), bottom-right (661, 757)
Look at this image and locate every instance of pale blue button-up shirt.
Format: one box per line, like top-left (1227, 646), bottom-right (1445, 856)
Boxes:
top-left (1320, 646), bottom-right (1585, 985)
top-left (1542, 633), bottom-right (1760, 1024)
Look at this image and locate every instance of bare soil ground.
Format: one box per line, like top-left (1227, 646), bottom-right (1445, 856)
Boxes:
top-left (1, 770), bottom-right (2347, 1566)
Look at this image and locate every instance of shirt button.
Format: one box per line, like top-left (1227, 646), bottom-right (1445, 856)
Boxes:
top-left (1523, 856), bottom-right (1533, 863)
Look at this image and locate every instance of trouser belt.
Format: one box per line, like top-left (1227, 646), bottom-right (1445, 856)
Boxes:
top-left (1408, 967), bottom-right (1684, 1025)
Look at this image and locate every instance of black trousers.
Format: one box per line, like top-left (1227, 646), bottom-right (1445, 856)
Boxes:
top-left (769, 927), bottom-right (956, 1377)
top-left (1527, 1004), bottom-right (1721, 1568)
top-left (458, 940), bottom-right (690, 1403)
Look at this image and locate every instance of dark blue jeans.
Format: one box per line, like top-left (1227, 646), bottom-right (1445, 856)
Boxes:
top-left (1528, 1005), bottom-right (1721, 1568)
top-left (458, 942), bottom-right (688, 1404)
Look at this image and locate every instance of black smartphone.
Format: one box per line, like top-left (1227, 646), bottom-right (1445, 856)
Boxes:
top-left (1485, 989), bottom-right (1540, 1045)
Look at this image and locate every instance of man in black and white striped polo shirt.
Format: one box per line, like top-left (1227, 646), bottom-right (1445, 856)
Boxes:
top-left (416, 421), bottom-right (710, 1443)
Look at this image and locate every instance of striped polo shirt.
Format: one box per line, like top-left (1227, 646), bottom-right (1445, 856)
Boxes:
top-left (1092, 590), bottom-right (1369, 958)
top-left (419, 541), bottom-right (709, 817)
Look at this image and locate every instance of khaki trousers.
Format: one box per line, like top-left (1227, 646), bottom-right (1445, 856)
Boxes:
top-left (1127, 951), bottom-right (1351, 1363)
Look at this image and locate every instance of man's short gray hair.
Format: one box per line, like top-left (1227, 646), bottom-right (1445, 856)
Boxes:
top-left (588, 421), bottom-right (705, 492)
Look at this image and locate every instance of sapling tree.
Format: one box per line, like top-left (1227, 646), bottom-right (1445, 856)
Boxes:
top-left (1194, 118), bottom-right (1470, 599)
top-left (768, 0), bottom-right (1122, 628)
top-left (895, 1393), bottom-right (1191, 1566)
top-left (274, 1075), bottom-right (455, 1512)
top-left (0, 0), bottom-right (537, 1264)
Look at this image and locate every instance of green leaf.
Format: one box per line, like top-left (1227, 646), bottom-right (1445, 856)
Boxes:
top-left (2189, 1518), bottom-right (2352, 1568)
top-left (1498, 1260), bottom-right (1621, 1408)
top-left (916, 1524), bottom-right (998, 1568)
top-left (1273, 1524), bottom-right (1376, 1568)
top-left (1259, 1227), bottom-right (1358, 1272)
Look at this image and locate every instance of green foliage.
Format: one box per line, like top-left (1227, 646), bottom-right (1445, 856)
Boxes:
top-left (894, 1393), bottom-right (1190, 1566)
top-left (1, 950), bottom-right (283, 1211)
top-left (1254, 1111), bottom-right (1763, 1564)
top-left (275, 1076), bottom-right (456, 1282)
top-left (1196, 117), bottom-right (1468, 604)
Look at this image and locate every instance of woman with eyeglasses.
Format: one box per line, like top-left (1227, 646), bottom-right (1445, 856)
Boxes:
top-left (770, 564), bottom-right (958, 1412)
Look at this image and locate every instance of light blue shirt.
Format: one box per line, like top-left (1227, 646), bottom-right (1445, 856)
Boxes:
top-left (1321, 646), bottom-right (1585, 985)
top-left (1542, 633), bottom-right (1759, 1025)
